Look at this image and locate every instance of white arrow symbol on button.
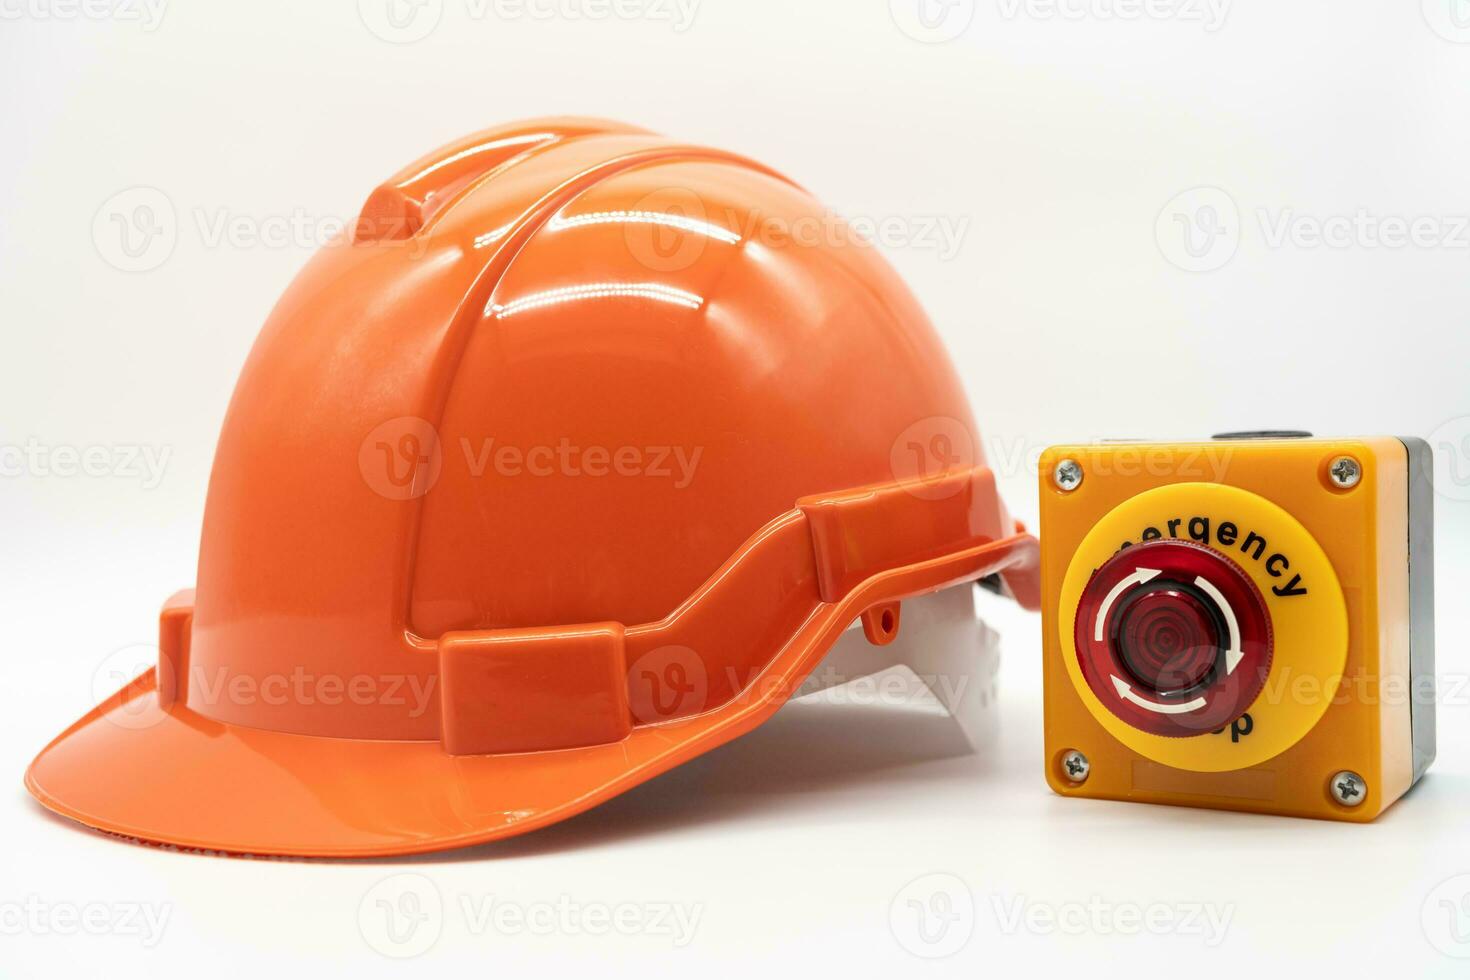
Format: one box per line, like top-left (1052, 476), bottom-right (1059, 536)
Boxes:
top-left (1094, 567), bottom-right (1162, 642)
top-left (1193, 575), bottom-right (1243, 674)
top-left (1111, 676), bottom-right (1208, 714)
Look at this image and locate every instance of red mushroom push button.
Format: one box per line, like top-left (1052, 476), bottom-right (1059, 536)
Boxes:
top-left (1073, 540), bottom-right (1273, 737)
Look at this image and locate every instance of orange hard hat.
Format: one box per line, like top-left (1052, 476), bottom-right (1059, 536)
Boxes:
top-left (27, 118), bottom-right (1039, 857)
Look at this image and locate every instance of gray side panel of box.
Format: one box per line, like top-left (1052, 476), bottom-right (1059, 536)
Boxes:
top-left (1401, 436), bottom-right (1436, 785)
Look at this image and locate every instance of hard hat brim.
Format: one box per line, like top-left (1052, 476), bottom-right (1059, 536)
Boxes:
top-left (27, 525), bottom-right (1039, 859)
top-left (26, 665), bottom-right (788, 858)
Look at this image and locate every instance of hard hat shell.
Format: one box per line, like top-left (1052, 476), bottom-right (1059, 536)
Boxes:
top-left (27, 119), bottom-right (1038, 857)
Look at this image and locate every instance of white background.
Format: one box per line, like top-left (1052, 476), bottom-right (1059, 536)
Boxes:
top-left (4, 0), bottom-right (1470, 975)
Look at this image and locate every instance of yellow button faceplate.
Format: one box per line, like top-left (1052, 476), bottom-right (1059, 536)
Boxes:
top-left (1060, 482), bottom-right (1348, 771)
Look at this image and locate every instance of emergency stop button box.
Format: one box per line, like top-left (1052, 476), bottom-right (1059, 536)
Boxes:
top-left (1038, 435), bottom-right (1434, 821)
